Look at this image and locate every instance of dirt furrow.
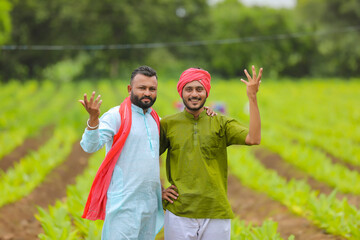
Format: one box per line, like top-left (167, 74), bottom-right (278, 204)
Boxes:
top-left (323, 150), bottom-right (360, 173)
top-left (228, 175), bottom-right (344, 240)
top-left (0, 142), bottom-right (91, 240)
top-left (254, 148), bottom-right (360, 207)
top-left (0, 125), bottom-right (54, 172)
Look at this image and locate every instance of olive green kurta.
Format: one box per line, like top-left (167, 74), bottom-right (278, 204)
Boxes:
top-left (160, 110), bottom-right (249, 219)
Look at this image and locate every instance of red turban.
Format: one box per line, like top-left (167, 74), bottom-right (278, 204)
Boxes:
top-left (177, 68), bottom-right (211, 98)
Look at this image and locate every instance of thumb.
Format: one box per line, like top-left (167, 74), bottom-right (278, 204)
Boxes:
top-left (240, 79), bottom-right (248, 85)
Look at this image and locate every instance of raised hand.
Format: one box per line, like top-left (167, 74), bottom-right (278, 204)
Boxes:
top-left (241, 66), bottom-right (262, 145)
top-left (241, 65), bottom-right (263, 97)
top-left (79, 91), bottom-right (102, 129)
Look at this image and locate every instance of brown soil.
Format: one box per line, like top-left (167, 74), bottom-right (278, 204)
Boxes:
top-left (323, 150), bottom-right (360, 173)
top-left (0, 142), bottom-right (91, 240)
top-left (0, 126), bottom-right (54, 172)
top-left (228, 175), bottom-right (344, 240)
top-left (254, 148), bottom-right (360, 207)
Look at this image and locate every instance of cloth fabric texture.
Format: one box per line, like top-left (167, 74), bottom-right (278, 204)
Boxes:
top-left (177, 68), bottom-right (211, 98)
top-left (164, 210), bottom-right (231, 240)
top-left (80, 97), bottom-right (163, 239)
top-left (160, 110), bottom-right (249, 219)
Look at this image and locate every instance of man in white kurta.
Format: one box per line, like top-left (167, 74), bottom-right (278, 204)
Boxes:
top-left (79, 66), bottom-right (164, 240)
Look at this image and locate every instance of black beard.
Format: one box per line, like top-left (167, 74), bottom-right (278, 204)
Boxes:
top-left (182, 97), bottom-right (205, 111)
top-left (131, 93), bottom-right (156, 109)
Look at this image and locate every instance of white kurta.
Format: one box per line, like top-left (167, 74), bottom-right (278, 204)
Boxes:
top-left (80, 104), bottom-right (164, 240)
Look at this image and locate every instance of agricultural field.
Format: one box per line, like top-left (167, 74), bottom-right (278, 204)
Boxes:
top-left (0, 78), bottom-right (359, 239)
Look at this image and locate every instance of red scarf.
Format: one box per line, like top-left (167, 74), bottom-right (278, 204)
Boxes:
top-left (82, 97), bottom-right (160, 220)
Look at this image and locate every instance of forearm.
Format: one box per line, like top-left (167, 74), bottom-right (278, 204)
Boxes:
top-left (80, 126), bottom-right (114, 153)
top-left (246, 94), bottom-right (261, 145)
top-left (80, 129), bottom-right (103, 153)
top-left (81, 108), bottom-right (118, 153)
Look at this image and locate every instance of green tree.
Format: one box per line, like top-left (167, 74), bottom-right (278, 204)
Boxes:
top-left (0, 0), bottom-right (210, 81)
top-left (296, 0), bottom-right (360, 77)
top-left (0, 0), bottom-right (11, 44)
top-left (207, 0), bottom-right (312, 78)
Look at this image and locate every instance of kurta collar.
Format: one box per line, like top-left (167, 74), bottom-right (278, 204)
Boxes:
top-left (131, 103), bottom-right (152, 115)
top-left (183, 109), bottom-right (206, 120)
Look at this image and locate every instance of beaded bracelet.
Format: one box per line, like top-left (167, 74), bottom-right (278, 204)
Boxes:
top-left (87, 119), bottom-right (99, 129)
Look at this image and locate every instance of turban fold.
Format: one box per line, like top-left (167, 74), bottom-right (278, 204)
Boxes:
top-left (177, 68), bottom-right (211, 98)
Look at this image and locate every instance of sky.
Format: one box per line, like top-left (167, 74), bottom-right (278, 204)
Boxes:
top-left (241, 0), bottom-right (296, 8)
top-left (208, 0), bottom-right (297, 8)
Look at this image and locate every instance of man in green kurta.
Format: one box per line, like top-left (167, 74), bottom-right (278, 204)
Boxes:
top-left (160, 66), bottom-right (263, 240)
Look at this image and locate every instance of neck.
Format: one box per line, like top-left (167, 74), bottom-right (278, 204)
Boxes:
top-left (185, 107), bottom-right (204, 120)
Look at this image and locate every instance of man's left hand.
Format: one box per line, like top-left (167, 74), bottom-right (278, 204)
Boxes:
top-left (241, 65), bottom-right (263, 97)
top-left (204, 106), bottom-right (217, 117)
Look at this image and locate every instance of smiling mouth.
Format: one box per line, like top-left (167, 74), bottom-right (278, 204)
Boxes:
top-left (188, 98), bottom-right (201, 104)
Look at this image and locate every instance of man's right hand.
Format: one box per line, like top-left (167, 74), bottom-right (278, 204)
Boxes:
top-left (79, 91), bottom-right (102, 129)
top-left (162, 185), bottom-right (179, 204)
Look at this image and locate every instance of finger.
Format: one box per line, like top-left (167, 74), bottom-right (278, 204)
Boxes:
top-left (169, 185), bottom-right (177, 190)
top-left (89, 91), bottom-right (96, 105)
top-left (97, 99), bottom-right (103, 109)
top-left (244, 69), bottom-right (252, 81)
top-left (207, 109), bottom-right (216, 116)
top-left (94, 94), bottom-right (101, 105)
top-left (79, 100), bottom-right (85, 107)
top-left (240, 79), bottom-right (248, 85)
top-left (166, 192), bottom-right (178, 200)
top-left (257, 68), bottom-right (263, 82)
top-left (252, 65), bottom-right (257, 80)
top-left (164, 196), bottom-right (174, 203)
top-left (167, 189), bottom-right (179, 196)
top-left (84, 93), bottom-right (88, 107)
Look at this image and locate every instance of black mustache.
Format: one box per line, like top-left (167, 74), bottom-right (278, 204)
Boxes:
top-left (141, 97), bottom-right (152, 100)
top-left (189, 97), bottom-right (201, 100)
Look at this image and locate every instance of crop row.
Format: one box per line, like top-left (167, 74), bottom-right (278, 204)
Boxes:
top-left (214, 80), bottom-right (360, 194)
top-left (0, 81), bottom-right (96, 206)
top-left (228, 147), bottom-right (360, 239)
top-left (1, 81), bottom-right (39, 116)
top-left (0, 83), bottom-right (75, 159)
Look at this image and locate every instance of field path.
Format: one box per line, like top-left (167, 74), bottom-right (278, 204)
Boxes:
top-left (323, 149), bottom-right (360, 173)
top-left (0, 142), bottom-right (91, 240)
top-left (0, 126), bottom-right (54, 172)
top-left (228, 175), bottom-right (344, 240)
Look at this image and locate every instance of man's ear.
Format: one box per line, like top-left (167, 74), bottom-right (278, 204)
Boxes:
top-left (127, 85), bottom-right (132, 95)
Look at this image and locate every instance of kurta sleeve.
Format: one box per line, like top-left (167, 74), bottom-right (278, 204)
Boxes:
top-left (80, 107), bottom-right (120, 153)
top-left (224, 117), bottom-right (249, 146)
top-left (159, 120), bottom-right (169, 155)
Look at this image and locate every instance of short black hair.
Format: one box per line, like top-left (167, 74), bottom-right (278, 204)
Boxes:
top-left (130, 66), bottom-right (157, 84)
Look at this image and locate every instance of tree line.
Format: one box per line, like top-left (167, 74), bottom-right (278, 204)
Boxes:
top-left (0, 0), bottom-right (359, 82)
